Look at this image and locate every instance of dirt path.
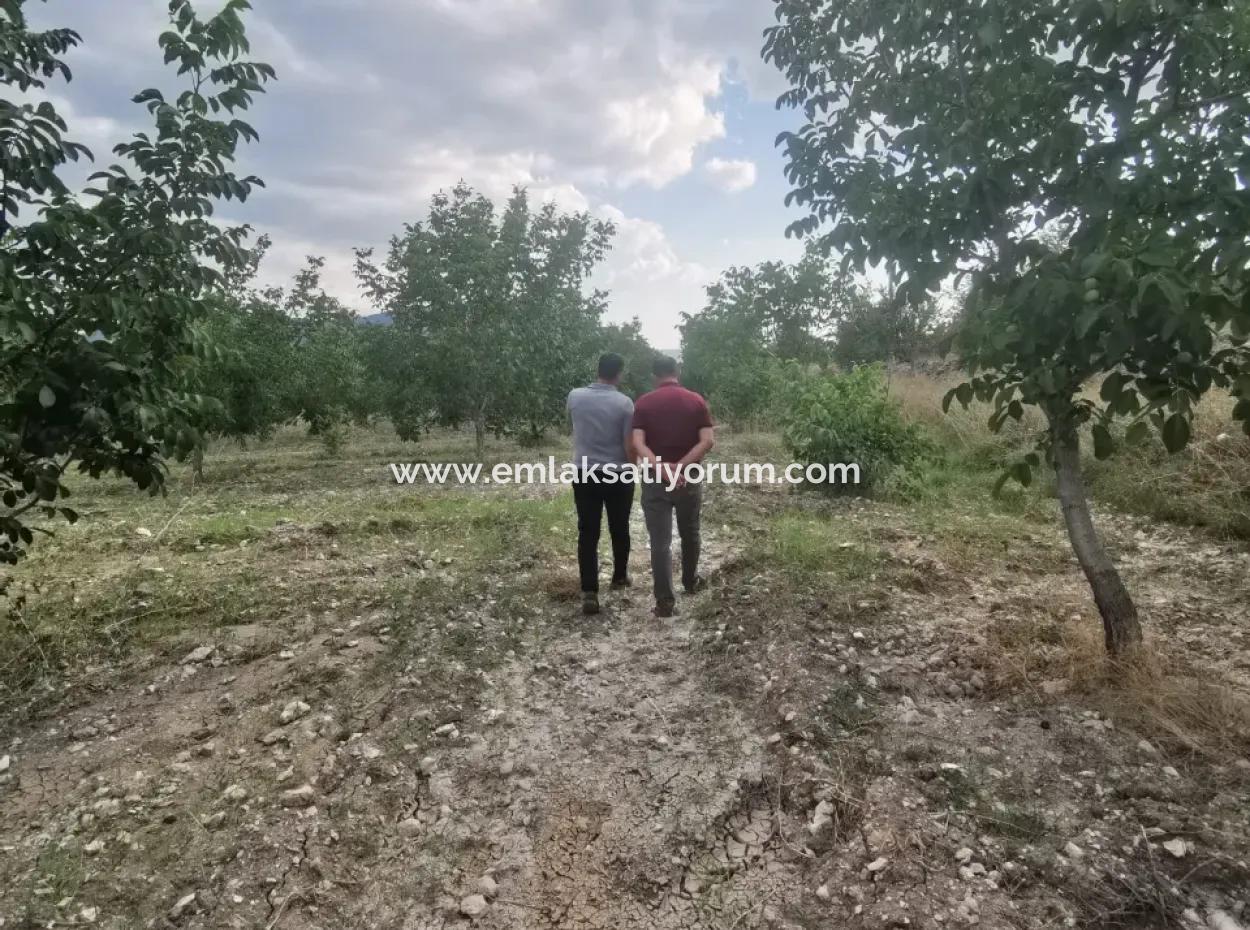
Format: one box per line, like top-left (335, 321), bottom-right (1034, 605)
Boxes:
top-left (329, 511), bottom-right (812, 929)
top-left (2, 493), bottom-right (1248, 930)
top-left (0, 509), bottom-right (810, 930)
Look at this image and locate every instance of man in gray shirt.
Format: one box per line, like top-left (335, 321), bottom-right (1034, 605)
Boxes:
top-left (567, 353), bottom-right (635, 615)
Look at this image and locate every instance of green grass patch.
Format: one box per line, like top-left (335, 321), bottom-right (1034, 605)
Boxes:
top-left (756, 512), bottom-right (882, 581)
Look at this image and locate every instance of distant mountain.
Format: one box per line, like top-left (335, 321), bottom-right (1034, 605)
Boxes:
top-left (358, 312), bottom-right (393, 327)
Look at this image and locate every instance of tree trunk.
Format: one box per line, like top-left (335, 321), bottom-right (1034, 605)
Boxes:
top-left (192, 444), bottom-right (205, 483)
top-left (473, 418), bottom-right (485, 459)
top-left (1050, 423), bottom-right (1142, 656)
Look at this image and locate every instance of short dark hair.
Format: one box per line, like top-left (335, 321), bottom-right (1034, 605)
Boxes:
top-left (653, 355), bottom-right (678, 378)
top-left (597, 352), bottom-right (625, 380)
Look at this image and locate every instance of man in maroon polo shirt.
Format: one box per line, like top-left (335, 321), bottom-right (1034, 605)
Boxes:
top-left (631, 356), bottom-right (715, 617)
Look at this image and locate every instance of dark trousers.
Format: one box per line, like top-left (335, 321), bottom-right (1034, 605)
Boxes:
top-left (573, 478), bottom-right (635, 593)
top-left (641, 481), bottom-right (702, 609)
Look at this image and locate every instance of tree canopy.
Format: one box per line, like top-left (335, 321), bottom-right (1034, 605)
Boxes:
top-left (681, 244), bottom-right (846, 422)
top-left (355, 183), bottom-right (615, 453)
top-left (766, 0), bottom-right (1250, 653)
top-left (0, 0), bottom-right (272, 562)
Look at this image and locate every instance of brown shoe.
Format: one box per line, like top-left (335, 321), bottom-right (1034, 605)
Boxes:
top-left (582, 593), bottom-right (601, 615)
top-left (652, 602), bottom-right (676, 619)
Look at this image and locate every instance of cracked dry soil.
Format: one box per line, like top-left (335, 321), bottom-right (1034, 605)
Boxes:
top-left (2, 484), bottom-right (1249, 930)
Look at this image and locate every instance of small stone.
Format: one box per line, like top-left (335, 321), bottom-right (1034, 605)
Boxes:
top-left (1161, 765), bottom-right (1180, 779)
top-left (499, 759), bottom-right (515, 777)
top-left (281, 784), bottom-right (317, 808)
top-left (1136, 739), bottom-right (1158, 755)
top-left (460, 894), bottom-right (489, 917)
top-left (1162, 837), bottom-right (1189, 858)
top-left (258, 728), bottom-right (287, 747)
top-left (477, 875), bottom-right (499, 898)
top-left (815, 883), bottom-right (831, 900)
top-left (766, 732), bottom-right (783, 745)
top-left (418, 755), bottom-right (438, 774)
top-left (955, 847), bottom-right (974, 863)
top-left (169, 892), bottom-right (197, 921)
top-left (398, 818), bottom-right (422, 837)
top-left (222, 784), bottom-right (248, 804)
top-left (1207, 909), bottom-right (1245, 930)
top-left (1064, 842), bottom-right (1085, 859)
top-left (83, 838), bottom-right (105, 855)
top-left (80, 905), bottom-right (99, 923)
top-left (279, 700), bottom-right (310, 724)
top-left (0, 754), bottom-right (9, 773)
top-left (135, 527), bottom-right (153, 538)
top-left (182, 645), bottom-right (214, 665)
top-left (433, 723), bottom-right (459, 738)
top-left (866, 856), bottom-right (888, 873)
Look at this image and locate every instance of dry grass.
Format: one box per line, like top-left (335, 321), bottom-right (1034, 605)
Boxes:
top-left (540, 567), bottom-right (581, 602)
top-left (983, 612), bottom-right (1250, 760)
top-left (887, 369), bottom-right (1250, 538)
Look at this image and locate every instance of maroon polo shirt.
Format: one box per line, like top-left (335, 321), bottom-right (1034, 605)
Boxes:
top-left (631, 380), bottom-right (714, 464)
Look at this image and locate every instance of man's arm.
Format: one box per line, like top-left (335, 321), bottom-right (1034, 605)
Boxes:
top-left (621, 402), bottom-right (637, 463)
top-left (632, 428), bottom-right (657, 465)
top-left (676, 426), bottom-right (715, 468)
top-left (676, 397), bottom-right (715, 468)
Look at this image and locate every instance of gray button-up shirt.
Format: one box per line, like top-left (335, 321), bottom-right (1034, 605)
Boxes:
top-left (567, 383), bottom-right (634, 467)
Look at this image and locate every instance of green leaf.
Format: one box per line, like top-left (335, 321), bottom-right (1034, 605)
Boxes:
top-left (1161, 413), bottom-right (1190, 454)
top-left (1091, 424), bottom-right (1114, 459)
top-left (977, 21), bottom-right (1001, 46)
top-left (1099, 372), bottom-right (1126, 403)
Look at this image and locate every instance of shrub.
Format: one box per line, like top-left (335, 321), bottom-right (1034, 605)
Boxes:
top-left (781, 364), bottom-right (928, 494)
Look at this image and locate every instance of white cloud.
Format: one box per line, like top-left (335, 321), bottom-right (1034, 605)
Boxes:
top-left (30, 0), bottom-right (793, 346)
top-left (703, 157), bottom-right (758, 193)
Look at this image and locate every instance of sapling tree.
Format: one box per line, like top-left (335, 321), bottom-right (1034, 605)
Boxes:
top-left (0, 0), bottom-right (272, 563)
top-left (187, 236), bottom-right (301, 477)
top-left (766, 0), bottom-right (1250, 654)
top-left (681, 244), bottom-right (845, 423)
top-left (356, 184), bottom-right (613, 456)
top-left (597, 319), bottom-right (657, 399)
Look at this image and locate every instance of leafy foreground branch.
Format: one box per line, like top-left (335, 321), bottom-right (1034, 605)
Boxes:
top-left (0, 0), bottom-right (273, 565)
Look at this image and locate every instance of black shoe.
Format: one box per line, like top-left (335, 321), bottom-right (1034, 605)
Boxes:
top-left (652, 602), bottom-right (676, 619)
top-left (682, 577), bottom-right (706, 595)
top-left (610, 575), bottom-right (631, 590)
top-left (582, 593), bottom-right (601, 615)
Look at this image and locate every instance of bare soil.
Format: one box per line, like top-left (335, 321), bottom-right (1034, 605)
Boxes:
top-left (1, 472), bottom-right (1248, 930)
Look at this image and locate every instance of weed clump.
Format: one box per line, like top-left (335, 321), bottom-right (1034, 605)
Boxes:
top-left (781, 364), bottom-right (930, 496)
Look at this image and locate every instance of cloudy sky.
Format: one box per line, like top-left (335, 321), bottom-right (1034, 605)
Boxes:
top-left (29, 0), bottom-right (807, 347)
